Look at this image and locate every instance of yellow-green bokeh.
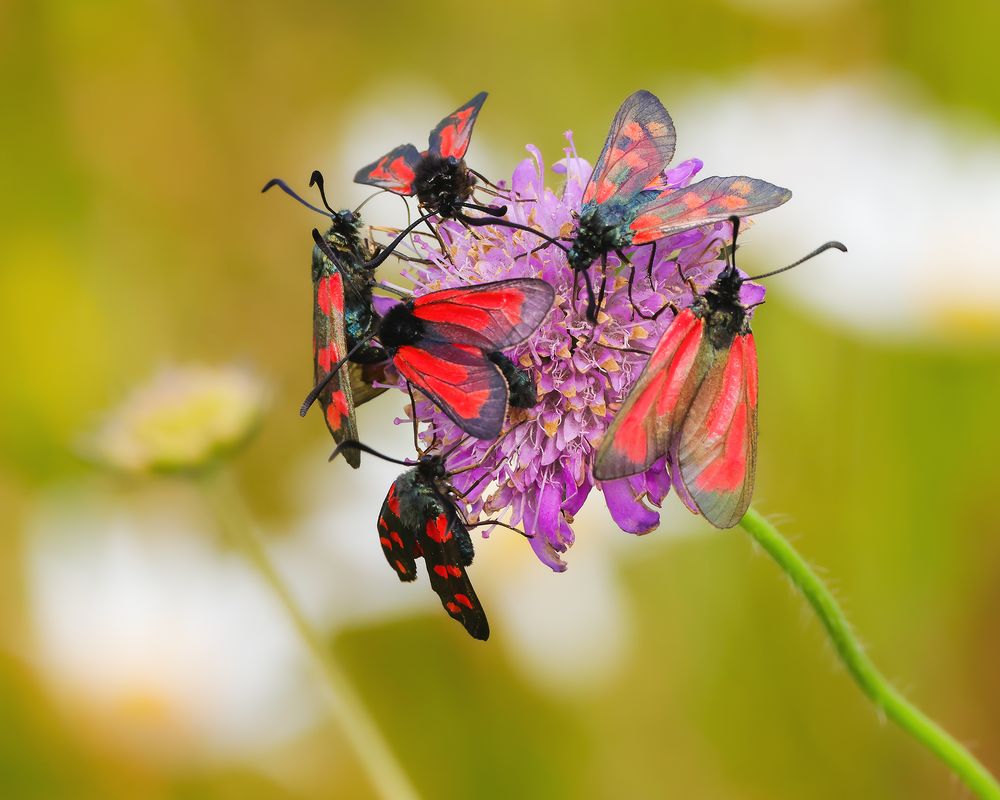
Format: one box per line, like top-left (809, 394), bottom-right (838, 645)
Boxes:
top-left (2, 1), bottom-right (999, 797)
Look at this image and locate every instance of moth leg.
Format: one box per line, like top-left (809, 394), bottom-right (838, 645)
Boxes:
top-left (421, 213), bottom-right (454, 265)
top-left (406, 381), bottom-right (422, 456)
top-left (592, 252), bottom-right (609, 322)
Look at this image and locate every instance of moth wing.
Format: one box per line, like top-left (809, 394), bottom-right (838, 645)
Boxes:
top-left (349, 362), bottom-right (388, 408)
top-left (410, 278), bottom-right (555, 350)
top-left (418, 503), bottom-right (489, 640)
top-left (376, 479), bottom-right (420, 581)
top-left (629, 175), bottom-right (791, 245)
top-left (393, 342), bottom-right (508, 440)
top-left (353, 143), bottom-right (422, 195)
top-left (674, 333), bottom-right (758, 529)
top-left (593, 309), bottom-right (704, 480)
top-left (427, 91), bottom-right (488, 160)
top-left (582, 90), bottom-right (676, 209)
top-left (313, 271), bottom-right (361, 468)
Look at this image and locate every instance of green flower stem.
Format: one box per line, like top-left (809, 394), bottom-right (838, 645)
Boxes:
top-left (204, 471), bottom-right (420, 800)
top-left (740, 506), bottom-right (1000, 800)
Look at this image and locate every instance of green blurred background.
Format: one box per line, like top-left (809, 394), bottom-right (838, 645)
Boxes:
top-left (2, 0), bottom-right (999, 797)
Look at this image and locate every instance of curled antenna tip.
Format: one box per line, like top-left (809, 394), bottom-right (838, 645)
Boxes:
top-left (309, 170), bottom-right (323, 186)
top-left (261, 178), bottom-right (280, 193)
top-left (828, 241), bottom-right (848, 253)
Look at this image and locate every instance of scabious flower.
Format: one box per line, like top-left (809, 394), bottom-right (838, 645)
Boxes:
top-left (86, 364), bottom-right (266, 474)
top-left (388, 135), bottom-right (764, 571)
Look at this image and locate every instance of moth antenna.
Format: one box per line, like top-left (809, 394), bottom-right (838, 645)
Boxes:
top-left (376, 282), bottom-right (411, 299)
top-left (460, 201), bottom-right (507, 216)
top-left (747, 241), bottom-right (848, 281)
top-left (299, 327), bottom-right (379, 416)
top-left (262, 178), bottom-right (337, 219)
top-left (440, 432), bottom-right (475, 462)
top-left (353, 188), bottom-right (387, 215)
top-left (467, 519), bottom-right (533, 539)
top-left (446, 420), bottom-right (528, 476)
top-left (364, 210), bottom-right (439, 270)
top-left (459, 214), bottom-right (571, 254)
top-left (329, 440), bottom-right (412, 466)
top-left (310, 227), bottom-right (350, 266)
top-left (308, 170), bottom-right (338, 214)
top-left (468, 167), bottom-right (502, 191)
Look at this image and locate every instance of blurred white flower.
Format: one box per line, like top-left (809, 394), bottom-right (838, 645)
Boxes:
top-left (674, 74), bottom-right (1000, 340)
top-left (86, 364), bottom-right (266, 473)
top-left (24, 489), bottom-right (318, 764)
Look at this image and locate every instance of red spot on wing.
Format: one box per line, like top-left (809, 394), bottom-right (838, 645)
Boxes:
top-left (317, 342), bottom-right (340, 371)
top-left (414, 303), bottom-right (493, 331)
top-left (395, 559), bottom-right (408, 575)
top-left (325, 391), bottom-right (348, 430)
top-left (624, 150), bottom-right (648, 170)
top-left (391, 531), bottom-right (404, 549)
top-left (394, 346), bottom-right (490, 421)
top-left (426, 514), bottom-right (452, 543)
top-left (436, 106), bottom-right (474, 158)
top-left (655, 323), bottom-right (703, 417)
top-left (454, 593), bottom-right (474, 609)
top-left (414, 287), bottom-right (528, 327)
top-left (606, 311), bottom-right (702, 467)
top-left (370, 155), bottom-right (416, 192)
top-left (718, 194), bottom-right (749, 211)
top-left (630, 213), bottom-right (661, 236)
top-left (621, 121), bottom-right (643, 141)
top-left (703, 339), bottom-right (745, 441)
top-left (317, 274), bottom-right (344, 316)
top-left (694, 402), bottom-right (749, 493)
top-left (613, 372), bottom-right (665, 466)
top-left (446, 601), bottom-right (461, 614)
top-left (387, 483), bottom-right (401, 515)
top-left (379, 535), bottom-right (391, 549)
top-left (596, 180), bottom-right (616, 203)
top-left (433, 564), bottom-right (450, 579)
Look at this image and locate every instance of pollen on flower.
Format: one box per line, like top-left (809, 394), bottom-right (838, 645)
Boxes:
top-left (86, 365), bottom-right (267, 473)
top-left (384, 134), bottom-right (763, 571)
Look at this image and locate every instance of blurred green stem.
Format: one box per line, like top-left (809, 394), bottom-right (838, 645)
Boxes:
top-left (203, 471), bottom-right (420, 800)
top-left (740, 506), bottom-right (1000, 800)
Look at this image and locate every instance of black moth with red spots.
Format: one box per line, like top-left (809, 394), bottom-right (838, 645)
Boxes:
top-left (376, 453), bottom-right (488, 640)
top-left (353, 92), bottom-right (487, 220)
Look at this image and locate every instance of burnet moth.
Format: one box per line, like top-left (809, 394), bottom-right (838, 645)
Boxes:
top-left (330, 436), bottom-right (530, 641)
top-left (566, 90), bottom-right (791, 322)
top-left (351, 93), bottom-right (568, 272)
top-left (301, 279), bottom-right (556, 441)
top-left (593, 217), bottom-right (846, 528)
top-left (354, 92), bottom-right (490, 218)
top-left (262, 172), bottom-right (389, 468)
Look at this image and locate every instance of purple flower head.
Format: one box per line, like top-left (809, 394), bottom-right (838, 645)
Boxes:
top-left (389, 134), bottom-right (765, 571)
